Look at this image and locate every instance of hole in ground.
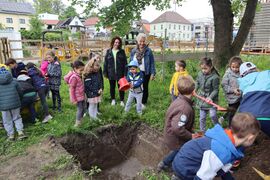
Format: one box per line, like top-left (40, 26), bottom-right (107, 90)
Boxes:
top-left (59, 122), bottom-right (168, 179)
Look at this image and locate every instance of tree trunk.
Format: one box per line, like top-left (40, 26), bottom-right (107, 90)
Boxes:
top-left (211, 0), bottom-right (258, 69)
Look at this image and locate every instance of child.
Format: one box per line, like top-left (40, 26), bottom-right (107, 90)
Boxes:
top-left (196, 57), bottom-right (220, 132)
top-left (5, 58), bottom-right (25, 78)
top-left (17, 69), bottom-right (38, 123)
top-left (124, 61), bottom-right (144, 115)
top-left (169, 60), bottom-right (189, 101)
top-left (84, 55), bottom-right (103, 119)
top-left (64, 60), bottom-right (85, 127)
top-left (238, 62), bottom-right (270, 137)
top-left (171, 112), bottom-right (260, 180)
top-left (0, 66), bottom-right (26, 140)
top-left (46, 51), bottom-right (62, 112)
top-left (158, 76), bottom-right (196, 172)
top-left (26, 63), bottom-right (52, 123)
top-left (220, 56), bottom-right (243, 125)
top-left (40, 58), bottom-right (49, 76)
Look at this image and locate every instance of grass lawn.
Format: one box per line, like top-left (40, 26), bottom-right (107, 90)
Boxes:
top-left (0, 54), bottom-right (269, 160)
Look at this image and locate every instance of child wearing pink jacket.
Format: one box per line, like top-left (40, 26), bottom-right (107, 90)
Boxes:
top-left (64, 60), bottom-right (85, 127)
top-left (40, 59), bottom-right (49, 76)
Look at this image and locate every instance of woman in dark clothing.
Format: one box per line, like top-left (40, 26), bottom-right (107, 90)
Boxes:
top-left (103, 36), bottom-right (128, 106)
top-left (130, 33), bottom-right (156, 109)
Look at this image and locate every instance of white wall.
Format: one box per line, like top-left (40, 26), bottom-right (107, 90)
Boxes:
top-left (0, 30), bottom-right (23, 59)
top-left (38, 13), bottom-right (59, 20)
top-left (69, 16), bottom-right (84, 27)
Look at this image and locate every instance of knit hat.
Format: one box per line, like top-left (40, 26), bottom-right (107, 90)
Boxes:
top-left (240, 62), bottom-right (257, 77)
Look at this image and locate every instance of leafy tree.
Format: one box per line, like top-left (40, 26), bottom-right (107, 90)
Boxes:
top-left (20, 16), bottom-right (43, 40)
top-left (0, 23), bottom-right (5, 30)
top-left (34, 0), bottom-right (65, 15)
top-left (60, 6), bottom-right (78, 20)
top-left (71, 0), bottom-right (259, 68)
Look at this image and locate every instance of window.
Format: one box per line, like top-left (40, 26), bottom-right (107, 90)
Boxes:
top-left (174, 24), bottom-right (176, 30)
top-left (195, 26), bottom-right (201, 30)
top-left (6, 27), bottom-right (14, 30)
top-left (161, 24), bottom-right (163, 30)
top-left (169, 24), bottom-right (171, 29)
top-left (19, 19), bottom-right (25, 24)
top-left (187, 26), bottom-right (190, 31)
top-left (6, 18), bottom-right (13, 23)
top-left (179, 25), bottom-right (181, 30)
top-left (154, 25), bottom-right (156, 30)
top-left (183, 34), bottom-right (185, 38)
top-left (161, 32), bottom-right (163, 37)
top-left (183, 26), bottom-right (185, 31)
top-left (187, 34), bottom-right (189, 39)
top-left (75, 21), bottom-right (78, 25)
top-left (20, 28), bottom-right (26, 30)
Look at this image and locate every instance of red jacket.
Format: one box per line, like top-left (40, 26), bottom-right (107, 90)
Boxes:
top-left (64, 71), bottom-right (85, 103)
top-left (163, 94), bottom-right (195, 150)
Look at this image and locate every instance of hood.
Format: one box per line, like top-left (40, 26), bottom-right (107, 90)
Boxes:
top-left (205, 124), bottom-right (244, 159)
top-left (28, 68), bottom-right (39, 76)
top-left (239, 72), bottom-right (258, 86)
top-left (64, 71), bottom-right (77, 84)
top-left (226, 68), bottom-right (240, 78)
top-left (17, 74), bottom-right (30, 81)
top-left (0, 72), bottom-right (13, 85)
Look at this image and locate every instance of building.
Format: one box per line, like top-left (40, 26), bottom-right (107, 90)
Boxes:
top-left (0, 1), bottom-right (35, 31)
top-left (56, 16), bottom-right (85, 33)
top-left (38, 13), bottom-right (59, 21)
top-left (150, 11), bottom-right (192, 41)
top-left (84, 17), bottom-right (110, 38)
top-left (247, 2), bottom-right (270, 47)
top-left (190, 18), bottom-right (214, 43)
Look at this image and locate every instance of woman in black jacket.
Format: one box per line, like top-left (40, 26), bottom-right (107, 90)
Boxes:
top-left (103, 36), bottom-right (127, 106)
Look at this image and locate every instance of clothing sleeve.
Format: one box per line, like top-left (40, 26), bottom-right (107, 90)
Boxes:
top-left (221, 72), bottom-right (234, 94)
top-left (133, 72), bottom-right (144, 88)
top-left (170, 111), bottom-right (192, 141)
top-left (149, 49), bottom-right (156, 75)
top-left (196, 150), bottom-right (226, 180)
top-left (103, 50), bottom-right (109, 78)
top-left (40, 61), bottom-right (48, 76)
top-left (99, 68), bottom-right (104, 90)
top-left (69, 77), bottom-right (77, 103)
top-left (195, 76), bottom-right (200, 92)
top-left (126, 72), bottom-right (131, 82)
top-left (122, 50), bottom-right (128, 76)
top-left (16, 81), bottom-right (23, 99)
top-left (130, 49), bottom-right (135, 62)
top-left (208, 76), bottom-right (219, 100)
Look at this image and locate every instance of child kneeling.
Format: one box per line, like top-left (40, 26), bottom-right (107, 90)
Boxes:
top-left (171, 112), bottom-right (260, 180)
top-left (124, 61), bottom-right (144, 115)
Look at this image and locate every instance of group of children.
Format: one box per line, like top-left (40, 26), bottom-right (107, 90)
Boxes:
top-left (159, 55), bottom-right (270, 179)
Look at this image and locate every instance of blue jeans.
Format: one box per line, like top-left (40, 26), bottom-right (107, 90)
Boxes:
top-left (21, 94), bottom-right (37, 122)
top-left (163, 149), bottom-right (179, 166)
top-left (199, 108), bottom-right (218, 131)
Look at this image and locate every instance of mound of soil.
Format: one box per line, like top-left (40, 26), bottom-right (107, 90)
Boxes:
top-left (233, 132), bottom-right (270, 179)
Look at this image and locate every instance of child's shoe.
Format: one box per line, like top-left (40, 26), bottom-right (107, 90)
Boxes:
top-left (218, 116), bottom-right (225, 124)
top-left (120, 101), bottom-right (125, 107)
top-left (111, 99), bottom-right (116, 106)
top-left (157, 161), bottom-right (169, 172)
top-left (142, 104), bottom-right (146, 110)
top-left (8, 134), bottom-right (15, 141)
top-left (42, 114), bottom-right (53, 123)
top-left (171, 174), bottom-right (181, 180)
top-left (74, 120), bottom-right (81, 127)
top-left (18, 131), bottom-right (27, 140)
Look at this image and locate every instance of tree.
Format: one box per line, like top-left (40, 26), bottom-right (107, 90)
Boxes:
top-left (0, 23), bottom-right (5, 30)
top-left (20, 16), bottom-right (43, 40)
top-left (34, 0), bottom-right (65, 15)
top-left (70, 0), bottom-right (258, 68)
top-left (60, 6), bottom-right (78, 20)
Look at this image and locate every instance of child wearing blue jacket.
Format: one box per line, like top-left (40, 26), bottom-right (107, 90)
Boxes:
top-left (171, 113), bottom-right (260, 180)
top-left (238, 62), bottom-right (270, 136)
top-left (124, 61), bottom-right (144, 115)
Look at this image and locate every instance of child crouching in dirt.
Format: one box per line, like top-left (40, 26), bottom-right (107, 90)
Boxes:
top-left (238, 62), bottom-right (270, 137)
top-left (171, 112), bottom-right (260, 180)
top-left (0, 65), bottom-right (27, 141)
top-left (84, 55), bottom-right (103, 119)
top-left (64, 60), bottom-right (85, 127)
top-left (124, 61), bottom-right (144, 115)
top-left (157, 76), bottom-right (196, 172)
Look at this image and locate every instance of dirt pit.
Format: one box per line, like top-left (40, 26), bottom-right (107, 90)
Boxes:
top-left (59, 122), bottom-right (168, 179)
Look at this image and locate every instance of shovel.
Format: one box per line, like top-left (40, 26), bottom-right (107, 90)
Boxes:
top-left (192, 91), bottom-right (227, 111)
top-left (253, 167), bottom-right (270, 180)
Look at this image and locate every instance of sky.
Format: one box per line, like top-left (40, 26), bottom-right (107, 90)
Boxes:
top-left (62, 0), bottom-right (213, 21)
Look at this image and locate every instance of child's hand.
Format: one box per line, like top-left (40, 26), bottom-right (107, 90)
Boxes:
top-left (72, 101), bottom-right (77, 105)
top-left (205, 97), bottom-right (212, 103)
top-left (98, 89), bottom-right (103, 94)
top-left (129, 83), bottom-right (133, 88)
top-left (234, 89), bottom-right (241, 96)
top-left (150, 74), bottom-right (155, 80)
top-left (192, 132), bottom-right (204, 139)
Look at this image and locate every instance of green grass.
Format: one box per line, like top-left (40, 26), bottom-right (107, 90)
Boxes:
top-left (0, 54), bottom-right (269, 159)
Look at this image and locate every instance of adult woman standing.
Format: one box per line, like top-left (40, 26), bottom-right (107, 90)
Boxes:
top-left (104, 36), bottom-right (128, 106)
top-left (130, 33), bottom-right (156, 109)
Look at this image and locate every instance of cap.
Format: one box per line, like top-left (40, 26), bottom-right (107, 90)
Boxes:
top-left (128, 61), bottom-right (139, 67)
top-left (240, 62), bottom-right (256, 76)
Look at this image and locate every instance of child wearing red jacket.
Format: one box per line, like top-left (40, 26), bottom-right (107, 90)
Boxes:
top-left (64, 60), bottom-right (85, 127)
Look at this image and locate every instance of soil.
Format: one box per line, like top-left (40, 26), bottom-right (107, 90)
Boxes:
top-left (0, 123), bottom-right (270, 180)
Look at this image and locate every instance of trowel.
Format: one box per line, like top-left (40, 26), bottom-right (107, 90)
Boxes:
top-left (253, 167), bottom-right (270, 180)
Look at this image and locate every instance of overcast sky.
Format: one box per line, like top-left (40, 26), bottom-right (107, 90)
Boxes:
top-left (62, 0), bottom-right (213, 21)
